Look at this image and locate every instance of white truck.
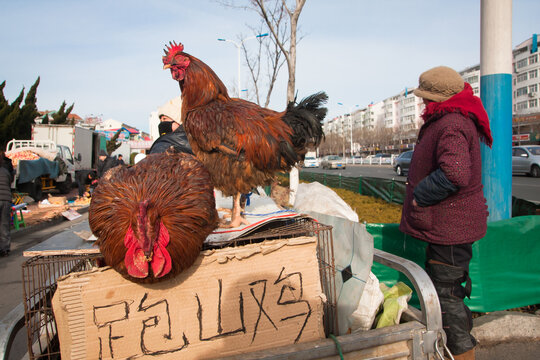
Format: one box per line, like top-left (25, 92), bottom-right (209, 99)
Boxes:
top-left (32, 124), bottom-right (104, 172)
top-left (5, 139), bottom-right (76, 199)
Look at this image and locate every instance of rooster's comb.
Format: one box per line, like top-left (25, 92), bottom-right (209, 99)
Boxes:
top-left (164, 41), bottom-right (184, 56)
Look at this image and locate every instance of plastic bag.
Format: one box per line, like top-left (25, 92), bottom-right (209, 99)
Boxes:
top-left (349, 271), bottom-right (385, 332)
top-left (375, 282), bottom-right (413, 328)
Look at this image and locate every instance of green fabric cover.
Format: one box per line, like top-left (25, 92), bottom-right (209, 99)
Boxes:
top-left (367, 216), bottom-right (540, 312)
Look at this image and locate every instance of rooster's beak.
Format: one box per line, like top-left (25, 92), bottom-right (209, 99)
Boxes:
top-left (163, 64), bottom-right (171, 70)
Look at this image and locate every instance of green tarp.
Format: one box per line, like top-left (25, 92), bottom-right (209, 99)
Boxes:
top-left (367, 216), bottom-right (540, 312)
top-left (17, 158), bottom-right (59, 184)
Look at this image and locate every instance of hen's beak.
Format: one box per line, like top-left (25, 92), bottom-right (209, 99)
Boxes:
top-left (163, 64), bottom-right (171, 70)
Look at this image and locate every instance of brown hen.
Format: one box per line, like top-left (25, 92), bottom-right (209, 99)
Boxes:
top-left (89, 151), bottom-right (218, 283)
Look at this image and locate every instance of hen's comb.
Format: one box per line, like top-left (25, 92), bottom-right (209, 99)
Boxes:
top-left (164, 41), bottom-right (184, 56)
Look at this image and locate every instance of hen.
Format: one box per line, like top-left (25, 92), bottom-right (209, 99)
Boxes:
top-left (89, 151), bottom-right (218, 282)
top-left (162, 41), bottom-right (328, 227)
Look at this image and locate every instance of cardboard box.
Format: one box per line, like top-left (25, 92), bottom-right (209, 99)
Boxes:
top-left (52, 237), bottom-right (325, 359)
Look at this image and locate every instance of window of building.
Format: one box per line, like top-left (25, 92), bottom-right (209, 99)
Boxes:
top-left (517, 87), bottom-right (528, 97)
top-left (517, 73), bottom-right (528, 82)
top-left (466, 75), bottom-right (478, 84)
top-left (530, 69), bottom-right (538, 79)
top-left (517, 58), bottom-right (528, 68)
top-left (516, 101), bottom-right (528, 111)
top-left (529, 99), bottom-right (538, 108)
top-left (530, 54), bottom-right (538, 64)
top-left (473, 87), bottom-right (479, 95)
top-left (529, 84), bottom-right (538, 94)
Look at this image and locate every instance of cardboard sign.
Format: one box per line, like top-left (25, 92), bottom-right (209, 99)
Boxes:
top-left (52, 237), bottom-right (325, 359)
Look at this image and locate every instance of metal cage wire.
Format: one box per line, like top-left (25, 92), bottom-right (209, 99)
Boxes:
top-left (21, 216), bottom-right (337, 359)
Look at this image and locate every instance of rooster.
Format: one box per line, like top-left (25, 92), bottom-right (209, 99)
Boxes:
top-left (89, 150), bottom-right (218, 282)
top-left (162, 41), bottom-right (327, 227)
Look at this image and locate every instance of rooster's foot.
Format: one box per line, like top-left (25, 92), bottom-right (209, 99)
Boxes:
top-left (219, 216), bottom-right (250, 229)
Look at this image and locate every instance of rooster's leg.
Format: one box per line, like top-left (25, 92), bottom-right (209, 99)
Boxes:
top-left (221, 193), bottom-right (249, 228)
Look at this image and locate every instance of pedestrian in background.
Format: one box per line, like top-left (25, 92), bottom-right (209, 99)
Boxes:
top-left (116, 154), bottom-right (125, 166)
top-left (400, 66), bottom-right (493, 360)
top-left (96, 150), bottom-right (119, 178)
top-left (149, 96), bottom-right (193, 155)
top-left (75, 170), bottom-right (97, 197)
top-left (0, 151), bottom-right (14, 257)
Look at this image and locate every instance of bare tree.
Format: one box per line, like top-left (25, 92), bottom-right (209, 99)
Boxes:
top-left (239, 15), bottom-right (287, 106)
top-left (219, 0), bottom-right (304, 105)
top-left (252, 0), bottom-right (306, 103)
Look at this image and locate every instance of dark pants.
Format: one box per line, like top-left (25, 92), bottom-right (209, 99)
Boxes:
top-left (0, 201), bottom-right (11, 252)
top-left (425, 243), bottom-right (476, 355)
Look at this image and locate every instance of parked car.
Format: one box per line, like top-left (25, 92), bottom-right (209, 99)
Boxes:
top-left (302, 156), bottom-right (319, 168)
top-left (512, 145), bottom-right (540, 177)
top-left (320, 155), bottom-right (346, 170)
top-left (394, 150), bottom-right (413, 176)
top-left (372, 153), bottom-right (392, 164)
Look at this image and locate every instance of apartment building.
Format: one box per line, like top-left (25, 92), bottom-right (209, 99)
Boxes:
top-left (512, 35), bottom-right (540, 143)
top-left (325, 33), bottom-right (540, 153)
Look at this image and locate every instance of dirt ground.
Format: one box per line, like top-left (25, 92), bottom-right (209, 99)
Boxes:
top-left (15, 187), bottom-right (90, 228)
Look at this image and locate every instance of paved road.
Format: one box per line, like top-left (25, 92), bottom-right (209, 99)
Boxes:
top-left (301, 164), bottom-right (540, 203)
top-left (0, 213), bottom-right (90, 360)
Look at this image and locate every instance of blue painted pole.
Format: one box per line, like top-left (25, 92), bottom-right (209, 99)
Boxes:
top-left (480, 0), bottom-right (513, 221)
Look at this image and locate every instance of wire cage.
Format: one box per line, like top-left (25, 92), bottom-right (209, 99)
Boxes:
top-left (21, 254), bottom-right (103, 360)
top-left (20, 216), bottom-right (336, 359)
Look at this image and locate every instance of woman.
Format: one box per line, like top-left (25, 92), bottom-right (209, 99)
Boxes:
top-left (400, 66), bottom-right (492, 360)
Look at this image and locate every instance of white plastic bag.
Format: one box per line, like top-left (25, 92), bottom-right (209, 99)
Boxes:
top-left (294, 182), bottom-right (359, 222)
top-left (349, 272), bottom-right (385, 332)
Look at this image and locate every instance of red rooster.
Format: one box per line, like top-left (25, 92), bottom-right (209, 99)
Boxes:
top-left (89, 151), bottom-right (218, 282)
top-left (162, 41), bottom-right (327, 227)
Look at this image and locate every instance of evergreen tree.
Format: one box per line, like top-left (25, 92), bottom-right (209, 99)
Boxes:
top-left (0, 89), bottom-right (24, 145)
top-left (0, 78), bottom-right (74, 147)
top-left (0, 82), bottom-right (7, 139)
top-left (16, 77), bottom-right (41, 139)
top-left (51, 101), bottom-right (75, 124)
top-left (106, 129), bottom-right (122, 155)
top-left (0, 81), bottom-right (6, 107)
top-left (65, 103), bottom-right (74, 124)
top-left (51, 101), bottom-right (66, 124)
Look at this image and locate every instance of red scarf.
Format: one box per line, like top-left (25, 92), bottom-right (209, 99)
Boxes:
top-left (421, 83), bottom-right (493, 147)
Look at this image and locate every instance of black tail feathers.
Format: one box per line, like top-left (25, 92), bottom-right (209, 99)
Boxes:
top-left (283, 92), bottom-right (328, 158)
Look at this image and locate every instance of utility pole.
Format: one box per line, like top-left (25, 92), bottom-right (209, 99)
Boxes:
top-left (480, 0), bottom-right (513, 221)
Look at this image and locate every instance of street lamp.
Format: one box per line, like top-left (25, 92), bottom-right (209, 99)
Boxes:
top-left (338, 102), bottom-right (359, 158)
top-left (218, 33), bottom-right (269, 98)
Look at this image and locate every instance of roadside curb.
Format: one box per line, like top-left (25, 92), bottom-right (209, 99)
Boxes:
top-left (12, 206), bottom-right (90, 239)
top-left (472, 310), bottom-right (540, 345)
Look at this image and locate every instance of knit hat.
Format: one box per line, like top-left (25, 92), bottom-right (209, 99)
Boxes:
top-left (413, 66), bottom-right (465, 103)
top-left (158, 96), bottom-right (182, 124)
top-left (99, 150), bottom-right (108, 157)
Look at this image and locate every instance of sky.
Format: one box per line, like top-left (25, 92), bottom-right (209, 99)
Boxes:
top-left (1, 0), bottom-right (539, 133)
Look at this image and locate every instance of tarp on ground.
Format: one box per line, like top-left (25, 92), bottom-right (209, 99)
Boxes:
top-left (17, 158), bottom-right (59, 184)
top-left (367, 215), bottom-right (540, 312)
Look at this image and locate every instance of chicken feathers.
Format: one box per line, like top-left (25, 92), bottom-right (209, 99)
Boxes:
top-left (89, 151), bottom-right (218, 282)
